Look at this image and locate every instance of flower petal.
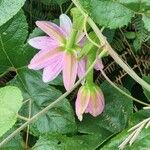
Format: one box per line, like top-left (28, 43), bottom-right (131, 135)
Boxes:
top-left (63, 51), bottom-right (78, 91)
top-left (36, 21), bottom-right (66, 44)
top-left (60, 14), bottom-right (72, 36)
top-left (28, 47), bottom-right (63, 70)
top-left (42, 57), bottom-right (63, 82)
top-left (95, 88), bottom-right (105, 115)
top-left (94, 59), bottom-right (104, 70)
top-left (85, 87), bottom-right (104, 117)
top-left (75, 86), bottom-right (90, 121)
top-left (77, 59), bottom-right (86, 84)
top-left (28, 36), bottom-right (59, 50)
top-left (76, 32), bottom-right (85, 44)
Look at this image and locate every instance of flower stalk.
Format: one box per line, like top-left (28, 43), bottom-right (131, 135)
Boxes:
top-left (86, 53), bottom-right (95, 85)
top-left (66, 28), bottom-right (78, 50)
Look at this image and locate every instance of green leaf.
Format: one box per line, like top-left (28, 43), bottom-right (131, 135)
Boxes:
top-left (32, 136), bottom-right (64, 150)
top-left (40, 0), bottom-right (68, 5)
top-left (116, 0), bottom-right (150, 31)
top-left (0, 10), bottom-right (31, 70)
top-left (32, 134), bottom-right (111, 150)
top-left (79, 0), bottom-right (92, 13)
top-left (118, 0), bottom-right (150, 13)
top-left (91, 0), bottom-right (133, 29)
top-left (78, 81), bottom-right (133, 134)
top-left (142, 15), bottom-right (150, 31)
top-left (32, 81), bottom-right (133, 150)
top-left (71, 7), bottom-right (84, 31)
top-left (0, 86), bottom-right (23, 137)
top-left (142, 76), bottom-right (150, 101)
top-left (9, 68), bottom-right (76, 136)
top-left (80, 0), bottom-right (150, 30)
top-left (101, 110), bottom-right (150, 150)
top-left (54, 0), bottom-right (68, 5)
top-left (0, 9), bottom-right (75, 137)
top-left (0, 128), bottom-right (23, 150)
top-left (125, 32), bottom-right (136, 39)
top-left (0, 0), bottom-right (26, 26)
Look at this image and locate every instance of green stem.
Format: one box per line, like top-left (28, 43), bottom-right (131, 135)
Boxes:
top-left (17, 115), bottom-right (29, 121)
top-left (71, 0), bottom-right (150, 92)
top-left (86, 52), bottom-right (96, 85)
top-left (86, 63), bottom-right (94, 85)
top-left (65, 2), bottom-right (73, 14)
top-left (66, 29), bottom-right (78, 51)
top-left (100, 69), bottom-right (150, 106)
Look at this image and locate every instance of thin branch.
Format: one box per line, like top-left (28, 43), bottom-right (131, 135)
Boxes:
top-left (65, 2), bottom-right (73, 14)
top-left (25, 99), bottom-right (32, 149)
top-left (17, 115), bottom-right (29, 122)
top-left (100, 69), bottom-right (150, 106)
top-left (23, 99), bottom-right (30, 105)
top-left (119, 117), bottom-right (150, 149)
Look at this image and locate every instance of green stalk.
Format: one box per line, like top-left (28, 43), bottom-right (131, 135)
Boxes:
top-left (66, 29), bottom-right (78, 51)
top-left (71, 0), bottom-right (150, 92)
top-left (86, 52), bottom-right (95, 85)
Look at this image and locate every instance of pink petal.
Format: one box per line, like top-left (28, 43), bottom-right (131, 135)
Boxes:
top-left (77, 59), bottom-right (86, 84)
top-left (94, 59), bottom-right (104, 70)
top-left (28, 47), bottom-right (63, 70)
top-left (36, 21), bottom-right (66, 44)
top-left (78, 36), bottom-right (86, 48)
top-left (28, 36), bottom-right (59, 50)
top-left (77, 59), bottom-right (86, 78)
top-left (75, 86), bottom-right (90, 121)
top-left (63, 51), bottom-right (78, 91)
top-left (76, 32), bottom-right (85, 44)
top-left (95, 89), bottom-right (105, 114)
top-left (60, 14), bottom-right (72, 36)
top-left (42, 57), bottom-right (63, 82)
top-left (85, 87), bottom-right (104, 117)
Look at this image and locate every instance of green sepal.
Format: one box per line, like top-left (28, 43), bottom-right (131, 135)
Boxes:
top-left (71, 7), bottom-right (84, 31)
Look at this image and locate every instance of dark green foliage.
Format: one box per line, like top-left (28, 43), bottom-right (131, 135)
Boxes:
top-left (23, 0), bottom-right (71, 31)
top-left (132, 16), bottom-right (150, 52)
top-left (0, 0), bottom-right (150, 150)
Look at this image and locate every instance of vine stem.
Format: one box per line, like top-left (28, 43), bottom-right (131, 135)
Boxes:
top-left (65, 2), bottom-right (73, 14)
top-left (0, 50), bottom-right (106, 147)
top-left (71, 0), bottom-right (150, 92)
top-left (100, 69), bottom-right (150, 106)
top-left (83, 16), bottom-right (149, 106)
top-left (25, 99), bottom-right (32, 149)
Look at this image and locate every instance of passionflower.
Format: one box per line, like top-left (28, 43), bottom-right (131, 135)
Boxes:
top-left (28, 14), bottom-right (84, 91)
top-left (75, 84), bottom-right (105, 121)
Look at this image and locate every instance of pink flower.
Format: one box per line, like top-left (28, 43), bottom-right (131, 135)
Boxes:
top-left (28, 14), bottom-right (84, 91)
top-left (75, 84), bottom-right (105, 121)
